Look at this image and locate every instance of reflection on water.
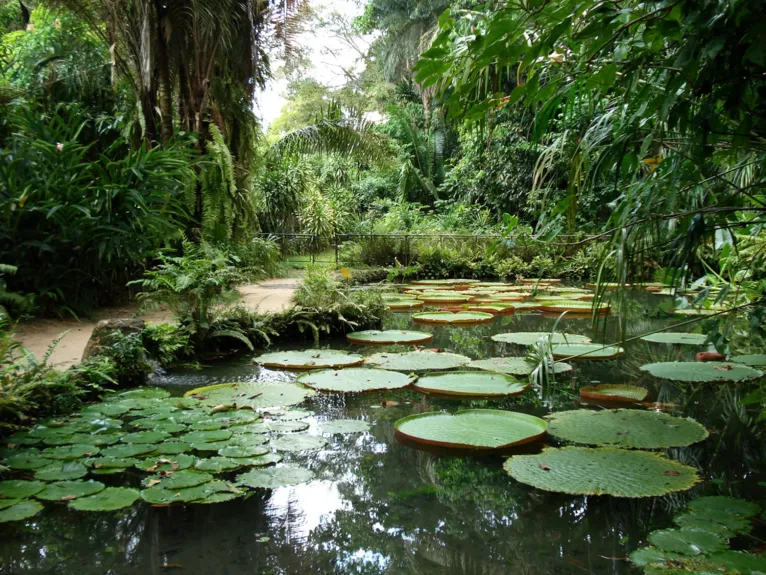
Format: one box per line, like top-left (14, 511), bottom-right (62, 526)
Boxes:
top-left (2, 291), bottom-right (766, 574)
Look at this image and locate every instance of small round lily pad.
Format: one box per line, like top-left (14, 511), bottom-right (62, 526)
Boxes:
top-left (194, 457), bottom-right (242, 473)
top-left (121, 431), bottom-right (170, 444)
top-left (236, 453), bottom-right (283, 467)
top-left (155, 442), bottom-right (192, 455)
top-left (346, 330), bottom-right (434, 345)
top-left (141, 480), bottom-right (239, 504)
top-left (648, 527), bottom-right (728, 555)
top-left (69, 487), bottom-right (140, 511)
top-left (504, 446), bottom-right (699, 497)
top-left (36, 480), bottom-right (105, 501)
top-left (413, 371), bottom-right (528, 398)
top-left (395, 409), bottom-right (547, 450)
top-left (100, 444), bottom-right (156, 458)
top-left (412, 311), bottom-right (493, 325)
top-left (297, 368), bottom-right (415, 393)
top-left (364, 351), bottom-right (471, 372)
top-left (0, 500), bottom-right (44, 522)
top-left (0, 480), bottom-right (45, 499)
top-left (640, 361), bottom-right (763, 382)
top-left (467, 357), bottom-right (572, 376)
top-left (492, 332), bottom-right (592, 346)
top-left (42, 444), bottom-right (100, 460)
top-left (4, 452), bottom-right (51, 470)
top-left (254, 349), bottom-right (364, 370)
top-left (551, 344), bottom-right (624, 360)
top-left (180, 430), bottom-right (232, 444)
top-left (579, 384), bottom-right (648, 403)
top-left (35, 462), bottom-right (89, 481)
top-left (317, 420), bottom-right (370, 434)
top-left (640, 333), bottom-right (708, 345)
top-left (134, 454), bottom-right (196, 472)
top-left (546, 409), bottom-right (708, 449)
top-left (218, 445), bottom-right (270, 458)
top-left (142, 469), bottom-right (213, 490)
top-left (270, 435), bottom-right (328, 452)
top-left (236, 465), bottom-right (314, 488)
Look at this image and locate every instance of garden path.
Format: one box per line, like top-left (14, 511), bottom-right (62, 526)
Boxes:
top-left (13, 278), bottom-right (300, 370)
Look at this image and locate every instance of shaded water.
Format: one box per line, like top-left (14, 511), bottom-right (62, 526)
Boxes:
top-left (3, 291), bottom-right (765, 574)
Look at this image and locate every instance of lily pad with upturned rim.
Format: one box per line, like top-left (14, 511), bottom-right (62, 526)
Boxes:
top-left (296, 368), bottom-right (415, 393)
top-left (579, 384), bottom-right (648, 403)
top-left (69, 487), bottom-right (140, 511)
top-left (346, 330), bottom-right (434, 345)
top-left (551, 344), bottom-right (624, 361)
top-left (467, 357), bottom-right (572, 376)
top-left (504, 446), bottom-right (699, 497)
top-left (413, 371), bottom-right (528, 398)
top-left (546, 409), bottom-right (708, 449)
top-left (254, 349), bottom-right (364, 370)
top-left (491, 332), bottom-right (592, 346)
top-left (386, 300), bottom-right (424, 310)
top-left (731, 354), bottom-right (766, 368)
top-left (394, 409), bottom-right (547, 450)
top-left (236, 465), bottom-right (315, 488)
top-left (640, 333), bottom-right (709, 345)
top-left (640, 361), bottom-right (763, 382)
top-left (411, 311), bottom-right (494, 325)
top-left (364, 351), bottom-right (471, 372)
top-left (317, 420), bottom-right (370, 434)
top-left (540, 303), bottom-right (611, 314)
top-left (184, 381), bottom-right (316, 410)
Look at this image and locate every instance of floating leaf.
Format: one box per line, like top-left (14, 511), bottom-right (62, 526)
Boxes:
top-left (3, 452), bottom-right (49, 470)
top-left (491, 332), bottom-right (592, 346)
top-left (184, 381), bottom-right (315, 409)
top-left (270, 434), bottom-right (328, 452)
top-left (180, 430), bottom-right (232, 444)
top-left (194, 457), bottom-right (242, 473)
top-left (551, 344), bottom-right (624, 360)
top-left (504, 446), bottom-right (699, 497)
top-left (467, 357), bottom-right (572, 376)
top-left (111, 388), bottom-right (170, 400)
top-left (317, 420), bottom-right (370, 434)
top-left (36, 480), bottom-right (105, 501)
top-left (540, 303), bottom-right (610, 314)
top-left (730, 354), bottom-right (766, 368)
top-left (640, 361), bottom-right (763, 382)
top-left (0, 480), bottom-right (45, 499)
top-left (251, 420), bottom-right (309, 433)
top-left (688, 496), bottom-right (759, 517)
top-left (386, 300), bottom-right (424, 310)
top-left (100, 444), bottom-right (156, 458)
top-left (254, 349), bottom-right (364, 369)
top-left (87, 456), bottom-right (139, 470)
top-left (395, 409), bottom-right (547, 449)
top-left (640, 333), bottom-right (709, 345)
top-left (674, 510), bottom-right (749, 534)
top-left (35, 462), bottom-right (89, 481)
top-left (142, 469), bottom-right (212, 490)
top-left (346, 330), bottom-right (434, 345)
top-left (234, 453), bottom-right (283, 467)
top-left (262, 409), bottom-right (314, 421)
top-left (417, 294), bottom-right (472, 303)
top-left (134, 454), bottom-right (195, 472)
top-left (648, 528), bottom-right (728, 556)
top-left (0, 500), bottom-right (44, 522)
top-left (297, 368), bottom-right (415, 393)
top-left (630, 547), bottom-right (684, 567)
top-left (547, 409), bottom-right (708, 449)
top-left (218, 445), bottom-right (270, 458)
top-left (236, 465), bottom-right (314, 488)
top-left (42, 444), bottom-right (100, 460)
top-left (69, 487), bottom-right (140, 511)
top-left (155, 442), bottom-right (192, 455)
top-left (365, 351), bottom-right (470, 372)
top-left (579, 384), bottom-right (648, 403)
top-left (412, 311), bottom-right (493, 324)
top-left (413, 371), bottom-right (528, 398)
top-left (120, 431), bottom-right (170, 444)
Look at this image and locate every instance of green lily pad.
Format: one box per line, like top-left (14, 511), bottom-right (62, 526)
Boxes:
top-left (504, 446), bottom-right (699, 497)
top-left (88, 456), bottom-right (139, 470)
top-left (0, 498), bottom-right (22, 510)
top-left (155, 442), bottom-right (192, 455)
top-left (467, 357), bottom-right (573, 376)
top-left (6, 431), bottom-right (41, 446)
top-left (270, 435), bottom-right (328, 452)
top-left (262, 409), bottom-right (314, 421)
top-left (189, 420), bottom-right (226, 431)
top-left (4, 452), bottom-right (50, 470)
top-left (36, 480), bottom-right (105, 501)
top-left (688, 496), bottom-right (759, 517)
top-left (254, 349), bottom-right (364, 370)
top-left (386, 300), bottom-right (424, 310)
top-left (417, 294), bottom-right (472, 303)
top-left (640, 333), bottom-right (709, 345)
top-left (640, 361), bottom-right (763, 382)
top-left (0, 480), bottom-right (45, 499)
top-left (142, 469), bottom-right (212, 490)
top-left (364, 351), bottom-right (471, 372)
top-left (703, 551), bottom-right (766, 574)
top-left (228, 433), bottom-right (269, 446)
top-left (0, 500), bottom-right (44, 522)
top-left (492, 332), bottom-right (592, 346)
top-left (297, 368), bottom-right (415, 393)
top-left (395, 409), bottom-right (547, 449)
top-left (647, 527), bottom-right (728, 557)
top-left (35, 461), bottom-right (89, 481)
top-left (180, 430), bottom-right (232, 444)
top-left (68, 487), bottom-right (140, 511)
top-left (218, 445), bottom-right (270, 458)
top-left (540, 302), bottom-right (610, 314)
top-left (111, 388), bottom-right (171, 400)
top-left (80, 403), bottom-right (130, 417)
top-left (134, 454), bottom-right (196, 472)
top-left (551, 344), bottom-right (625, 360)
top-left (184, 381), bottom-right (315, 410)
top-left (674, 510), bottom-right (750, 534)
top-left (630, 547), bottom-right (685, 567)
top-left (120, 431), bottom-right (170, 444)
top-left (412, 311), bottom-right (493, 325)
top-left (194, 457), bottom-right (242, 473)
top-left (191, 440), bottom-right (237, 452)
top-left (236, 465), bottom-right (314, 488)
top-left (317, 420), bottom-right (370, 434)
top-left (413, 371), bottom-right (528, 398)
top-left (579, 384), bottom-right (648, 403)
top-left (251, 420), bottom-right (310, 433)
top-left (346, 330), bottom-right (434, 345)
top-left (141, 480), bottom-right (240, 505)
top-left (236, 453), bottom-right (283, 467)
top-left (42, 444), bottom-right (100, 460)
top-left (100, 444), bottom-right (156, 458)
top-left (731, 354), bottom-right (766, 367)
top-left (546, 409), bottom-right (708, 449)
top-left (42, 433), bottom-right (96, 446)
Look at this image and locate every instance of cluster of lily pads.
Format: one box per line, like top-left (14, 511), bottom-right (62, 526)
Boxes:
top-left (630, 496), bottom-right (766, 574)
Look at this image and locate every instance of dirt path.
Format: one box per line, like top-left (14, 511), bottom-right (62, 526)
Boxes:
top-left (13, 278), bottom-right (300, 370)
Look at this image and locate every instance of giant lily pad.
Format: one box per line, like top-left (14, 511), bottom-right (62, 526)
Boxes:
top-left (111, 388), bottom-right (170, 400)
top-left (504, 446), bottom-right (699, 497)
top-left (0, 480), bottom-right (45, 499)
top-left (540, 302), bottom-right (610, 314)
top-left (551, 344), bottom-right (624, 360)
top-left (640, 333), bottom-right (709, 345)
top-left (184, 381), bottom-right (316, 409)
top-left (0, 500), bottom-right (44, 522)
top-left (546, 409), bottom-right (707, 448)
top-left (36, 480), bottom-right (105, 501)
top-left (317, 419), bottom-right (370, 434)
top-left (254, 350), bottom-right (364, 370)
top-left (417, 294), bottom-right (472, 304)
top-left (467, 357), bottom-right (572, 376)
top-left (69, 487), bottom-right (139, 511)
top-left (640, 361), bottom-right (763, 382)
top-left (346, 330), bottom-right (433, 345)
top-left (413, 371), bottom-right (528, 398)
top-left (579, 384), bottom-right (648, 403)
top-left (730, 354), bottom-right (766, 368)
top-left (364, 351), bottom-right (470, 372)
top-left (385, 300), bottom-right (424, 310)
top-left (491, 332), bottom-right (592, 346)
top-left (236, 465), bottom-right (314, 488)
top-left (395, 409), bottom-right (547, 450)
top-left (270, 435), bottom-right (328, 452)
top-left (412, 311), bottom-right (493, 325)
top-left (297, 368), bottom-right (415, 393)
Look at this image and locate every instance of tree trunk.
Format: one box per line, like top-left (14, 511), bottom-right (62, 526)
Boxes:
top-left (155, 0), bottom-right (173, 144)
top-left (140, 90), bottom-right (158, 147)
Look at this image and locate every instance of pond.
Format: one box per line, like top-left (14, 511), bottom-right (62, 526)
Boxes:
top-left (2, 288), bottom-right (765, 574)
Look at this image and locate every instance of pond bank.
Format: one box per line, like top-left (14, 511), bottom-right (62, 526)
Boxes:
top-left (13, 278), bottom-right (301, 370)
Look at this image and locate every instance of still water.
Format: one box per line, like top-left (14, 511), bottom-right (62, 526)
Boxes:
top-left (2, 291), bottom-right (764, 574)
